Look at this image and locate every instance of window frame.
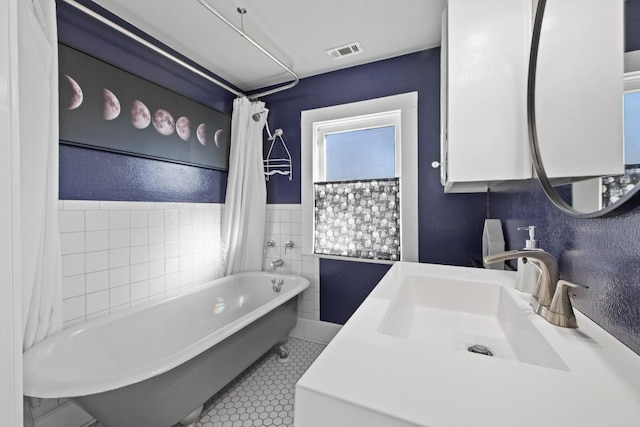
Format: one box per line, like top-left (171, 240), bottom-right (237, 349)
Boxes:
top-left (314, 112), bottom-right (401, 182)
top-left (301, 92), bottom-right (419, 263)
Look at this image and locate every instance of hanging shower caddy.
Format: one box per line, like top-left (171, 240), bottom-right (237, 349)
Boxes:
top-left (264, 122), bottom-right (292, 181)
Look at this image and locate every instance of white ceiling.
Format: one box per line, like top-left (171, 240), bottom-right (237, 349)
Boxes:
top-left (91, 0), bottom-right (447, 92)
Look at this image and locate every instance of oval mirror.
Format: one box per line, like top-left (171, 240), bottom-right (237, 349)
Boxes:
top-left (529, 0), bottom-right (640, 218)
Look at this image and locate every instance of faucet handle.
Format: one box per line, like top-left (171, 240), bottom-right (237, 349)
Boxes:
top-left (545, 280), bottom-right (588, 329)
top-left (264, 239), bottom-right (276, 253)
top-left (284, 240), bottom-right (294, 254)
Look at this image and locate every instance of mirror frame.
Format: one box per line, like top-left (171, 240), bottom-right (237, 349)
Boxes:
top-left (528, 0), bottom-right (640, 218)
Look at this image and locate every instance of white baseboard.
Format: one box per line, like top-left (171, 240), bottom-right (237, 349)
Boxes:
top-left (34, 401), bottom-right (94, 427)
top-left (290, 318), bottom-right (342, 344)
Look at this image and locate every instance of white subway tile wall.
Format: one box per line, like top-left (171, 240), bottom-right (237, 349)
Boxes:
top-left (59, 201), bottom-right (320, 327)
top-left (264, 205), bottom-right (320, 321)
top-left (59, 200), bottom-right (224, 327)
top-left (48, 202), bottom-right (320, 427)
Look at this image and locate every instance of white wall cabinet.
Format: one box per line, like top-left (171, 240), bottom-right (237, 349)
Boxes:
top-left (440, 0), bottom-right (532, 193)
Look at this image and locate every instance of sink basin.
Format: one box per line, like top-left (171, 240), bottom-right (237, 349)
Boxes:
top-left (295, 262), bottom-right (640, 427)
top-left (378, 275), bottom-right (567, 370)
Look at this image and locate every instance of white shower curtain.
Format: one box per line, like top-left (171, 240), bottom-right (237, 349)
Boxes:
top-left (19, 0), bottom-right (63, 352)
top-left (221, 97), bottom-right (268, 275)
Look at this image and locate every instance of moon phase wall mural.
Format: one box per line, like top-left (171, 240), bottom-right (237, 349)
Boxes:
top-left (59, 43), bottom-right (231, 170)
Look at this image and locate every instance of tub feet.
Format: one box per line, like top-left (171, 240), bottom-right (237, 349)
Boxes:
top-left (275, 340), bottom-right (290, 362)
top-left (179, 404), bottom-right (203, 427)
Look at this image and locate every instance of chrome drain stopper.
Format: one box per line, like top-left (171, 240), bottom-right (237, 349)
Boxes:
top-left (467, 344), bottom-right (494, 357)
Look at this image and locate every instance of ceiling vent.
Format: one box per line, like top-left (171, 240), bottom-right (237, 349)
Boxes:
top-left (326, 41), bottom-right (364, 61)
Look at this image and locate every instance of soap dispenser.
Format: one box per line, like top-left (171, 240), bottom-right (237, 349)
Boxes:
top-left (514, 226), bottom-right (541, 294)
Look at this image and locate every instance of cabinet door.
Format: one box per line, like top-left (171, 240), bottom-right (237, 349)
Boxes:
top-left (443, 0), bottom-right (532, 192)
top-left (535, 0), bottom-right (624, 180)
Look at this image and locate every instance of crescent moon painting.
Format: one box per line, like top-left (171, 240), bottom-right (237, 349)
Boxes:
top-left (214, 129), bottom-right (224, 148)
top-left (58, 44), bottom-right (231, 171)
top-left (130, 99), bottom-right (151, 129)
top-left (64, 74), bottom-right (83, 110)
top-left (153, 109), bottom-right (175, 136)
top-left (176, 116), bottom-right (191, 141)
top-left (197, 123), bottom-right (206, 146)
top-left (103, 88), bottom-right (121, 120)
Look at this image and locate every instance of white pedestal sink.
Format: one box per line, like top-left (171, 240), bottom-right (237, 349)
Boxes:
top-left (295, 262), bottom-right (640, 427)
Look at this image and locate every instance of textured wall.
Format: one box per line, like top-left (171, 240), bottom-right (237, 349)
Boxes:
top-left (57, 0), bottom-right (234, 203)
top-left (489, 179), bottom-right (640, 355)
top-left (319, 259), bottom-right (392, 324)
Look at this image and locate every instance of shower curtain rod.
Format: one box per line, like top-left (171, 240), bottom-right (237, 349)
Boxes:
top-left (196, 0), bottom-right (300, 99)
top-left (62, 0), bottom-right (299, 100)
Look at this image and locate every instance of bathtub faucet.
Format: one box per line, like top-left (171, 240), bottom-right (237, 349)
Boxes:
top-left (270, 259), bottom-right (284, 270)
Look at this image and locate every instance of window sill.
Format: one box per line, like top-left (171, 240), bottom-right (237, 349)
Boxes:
top-left (304, 252), bottom-right (396, 265)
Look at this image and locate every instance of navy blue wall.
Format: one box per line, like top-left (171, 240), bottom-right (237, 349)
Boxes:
top-left (488, 180), bottom-right (640, 355)
top-left (262, 51), bottom-right (487, 322)
top-left (319, 259), bottom-right (392, 324)
top-left (57, 0), bottom-right (234, 203)
top-left (487, 0), bottom-right (640, 355)
top-left (626, 0), bottom-right (640, 52)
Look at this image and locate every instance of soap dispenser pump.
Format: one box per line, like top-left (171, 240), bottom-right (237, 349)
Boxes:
top-left (514, 226), bottom-right (541, 294)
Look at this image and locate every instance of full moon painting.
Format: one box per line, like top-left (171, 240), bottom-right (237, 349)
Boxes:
top-left (153, 109), bottom-right (175, 136)
top-left (131, 99), bottom-right (151, 129)
top-left (103, 88), bottom-right (121, 120)
top-left (176, 116), bottom-right (191, 141)
top-left (58, 44), bottom-right (231, 170)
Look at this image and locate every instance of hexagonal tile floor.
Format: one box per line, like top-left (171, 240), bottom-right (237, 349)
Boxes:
top-left (193, 337), bottom-right (325, 427)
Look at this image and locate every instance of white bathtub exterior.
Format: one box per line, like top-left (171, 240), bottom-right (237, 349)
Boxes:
top-left (23, 271), bottom-right (308, 426)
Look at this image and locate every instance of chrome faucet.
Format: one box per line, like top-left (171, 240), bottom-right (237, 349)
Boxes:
top-left (540, 280), bottom-right (588, 329)
top-left (270, 259), bottom-right (284, 270)
top-left (483, 251), bottom-right (587, 328)
top-left (483, 250), bottom-right (558, 311)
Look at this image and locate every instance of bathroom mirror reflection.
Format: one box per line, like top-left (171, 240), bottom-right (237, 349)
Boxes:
top-left (530, 0), bottom-right (640, 217)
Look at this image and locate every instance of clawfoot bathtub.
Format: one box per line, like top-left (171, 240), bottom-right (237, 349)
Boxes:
top-left (23, 271), bottom-right (309, 427)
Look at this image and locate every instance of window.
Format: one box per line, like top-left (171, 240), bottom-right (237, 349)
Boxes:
top-left (313, 112), bottom-right (401, 260)
top-left (301, 93), bottom-right (418, 263)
